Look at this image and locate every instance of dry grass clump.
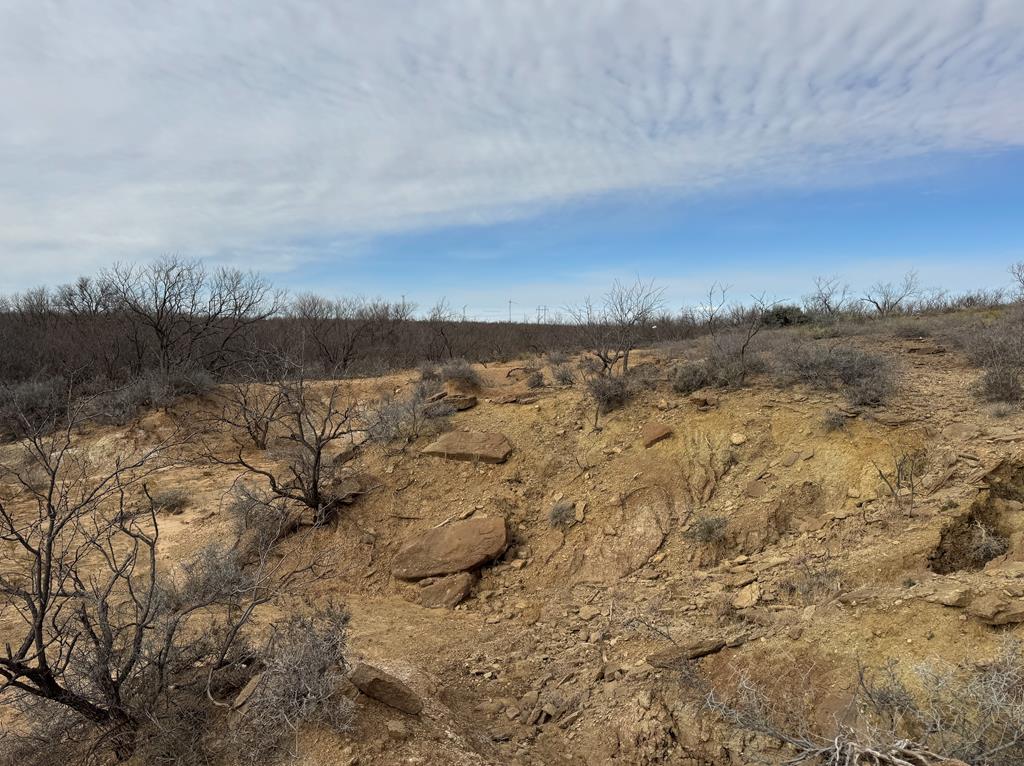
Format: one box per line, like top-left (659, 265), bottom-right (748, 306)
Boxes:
top-left (548, 500), bottom-right (577, 529)
top-left (552, 364), bottom-right (576, 386)
top-left (773, 341), bottom-right (896, 406)
top-left (438, 358), bottom-right (483, 389)
top-left (231, 607), bottom-right (353, 766)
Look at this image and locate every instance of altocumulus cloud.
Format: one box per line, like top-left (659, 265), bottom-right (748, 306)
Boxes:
top-left (1, 0), bottom-right (1023, 286)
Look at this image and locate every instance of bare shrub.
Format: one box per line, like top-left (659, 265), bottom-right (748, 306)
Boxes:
top-left (549, 500), bottom-right (577, 529)
top-left (873, 446), bottom-right (927, 518)
top-left (368, 382), bottom-right (450, 448)
top-left (526, 369), bottom-right (545, 389)
top-left (0, 401), bottom-right (322, 764)
top-left (569, 278), bottom-right (665, 376)
top-left (891, 319), bottom-right (931, 339)
top-left (695, 286), bottom-right (775, 387)
top-left (1011, 261), bottom-right (1024, 297)
top-left (417, 361), bottom-right (441, 383)
top-left (547, 350), bottom-right (571, 366)
top-left (773, 341), bottom-right (896, 406)
top-left (697, 640), bottom-right (1024, 766)
top-left (861, 270), bottom-right (921, 316)
top-left (958, 310), bottom-right (1024, 404)
top-left (231, 606), bottom-right (353, 766)
top-left (671, 361), bottom-right (710, 394)
top-left (552, 364), bottom-right (576, 386)
top-left (208, 374), bottom-right (365, 525)
top-left (150, 487), bottom-right (191, 515)
top-left (439, 358), bottom-right (482, 389)
top-left (0, 377), bottom-right (67, 438)
top-left (803, 275), bottom-right (852, 318)
top-left (587, 374), bottom-right (632, 416)
top-left (226, 485), bottom-right (303, 563)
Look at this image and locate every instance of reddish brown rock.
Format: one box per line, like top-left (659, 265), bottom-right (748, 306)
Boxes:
top-left (966, 593), bottom-right (1024, 625)
top-left (417, 572), bottom-right (475, 608)
top-left (392, 516), bottom-right (509, 580)
top-left (744, 479), bottom-right (768, 498)
top-left (349, 663), bottom-right (423, 714)
top-left (421, 430), bottom-right (513, 463)
top-left (642, 422), bottom-right (673, 448)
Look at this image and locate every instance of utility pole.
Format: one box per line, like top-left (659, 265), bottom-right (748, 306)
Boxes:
top-left (508, 299), bottom-right (514, 323)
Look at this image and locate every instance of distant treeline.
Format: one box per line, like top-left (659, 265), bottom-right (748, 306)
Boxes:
top-left (0, 258), bottom-right (1021, 394)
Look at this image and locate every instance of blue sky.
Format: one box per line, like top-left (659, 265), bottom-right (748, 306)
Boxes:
top-left (1, 1), bottom-right (1023, 316)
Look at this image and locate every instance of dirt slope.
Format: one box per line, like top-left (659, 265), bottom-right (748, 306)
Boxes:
top-left (15, 334), bottom-right (1024, 765)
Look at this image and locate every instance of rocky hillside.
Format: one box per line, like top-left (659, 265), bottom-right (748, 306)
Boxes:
top-left (6, 328), bottom-right (1024, 766)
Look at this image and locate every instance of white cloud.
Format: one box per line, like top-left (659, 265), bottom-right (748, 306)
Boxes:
top-left (1, 0), bottom-right (1023, 288)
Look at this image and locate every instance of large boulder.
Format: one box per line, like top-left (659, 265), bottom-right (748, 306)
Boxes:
top-left (392, 516), bottom-right (509, 580)
top-left (421, 431), bottom-right (513, 463)
top-left (349, 662), bottom-right (422, 714)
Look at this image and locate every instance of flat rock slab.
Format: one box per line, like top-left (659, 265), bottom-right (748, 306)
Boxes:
top-left (421, 430), bottom-right (513, 463)
top-left (642, 422), bottom-right (673, 448)
top-left (967, 593), bottom-right (1024, 625)
top-left (393, 516), bottom-right (509, 580)
top-left (417, 572), bottom-right (475, 608)
top-left (349, 662), bottom-right (423, 714)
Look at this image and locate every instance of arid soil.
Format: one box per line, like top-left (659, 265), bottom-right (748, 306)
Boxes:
top-left (9, 333), bottom-right (1024, 765)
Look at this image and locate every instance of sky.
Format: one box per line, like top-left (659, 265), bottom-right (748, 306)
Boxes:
top-left (1, 1), bottom-right (1023, 319)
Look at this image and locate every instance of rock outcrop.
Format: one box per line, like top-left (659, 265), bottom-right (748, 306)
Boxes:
top-left (393, 516), bottom-right (509, 580)
top-left (421, 431), bottom-right (513, 463)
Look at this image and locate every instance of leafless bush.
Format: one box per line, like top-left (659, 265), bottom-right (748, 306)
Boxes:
top-left (417, 360), bottom-right (441, 383)
top-left (367, 381), bottom-right (450, 448)
top-left (671, 361), bottom-right (710, 394)
top-left (695, 285), bottom-right (774, 387)
top-left (1011, 261), bottom-right (1024, 297)
top-left (0, 401), bottom-right (323, 764)
top-left (552, 364), bottom-right (576, 386)
top-left (861, 270), bottom-right (921, 316)
top-left (803, 275), bottom-right (852, 319)
top-left (874, 446), bottom-right (927, 518)
top-left (549, 500), bottom-right (577, 529)
top-left (587, 374), bottom-right (632, 417)
top-left (773, 341), bottom-right (896, 406)
top-left (526, 369), bottom-right (545, 389)
top-left (231, 606), bottom-right (353, 766)
top-left (208, 374), bottom-right (366, 525)
top-left (569, 278), bottom-right (665, 376)
top-left (150, 487), bottom-right (191, 515)
top-left (226, 485), bottom-right (303, 563)
top-left (689, 641), bottom-right (1024, 766)
top-left (0, 377), bottom-right (68, 438)
top-left (439, 358), bottom-right (482, 389)
top-left (547, 350), bottom-right (571, 366)
top-left (953, 310), bottom-right (1024, 404)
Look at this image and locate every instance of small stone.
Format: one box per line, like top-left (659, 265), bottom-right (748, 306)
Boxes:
top-left (744, 480), bottom-right (768, 499)
top-left (386, 719), bottom-right (410, 740)
top-left (642, 422), bottom-right (673, 448)
top-left (731, 582), bottom-right (761, 609)
top-left (730, 432), bottom-right (747, 446)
